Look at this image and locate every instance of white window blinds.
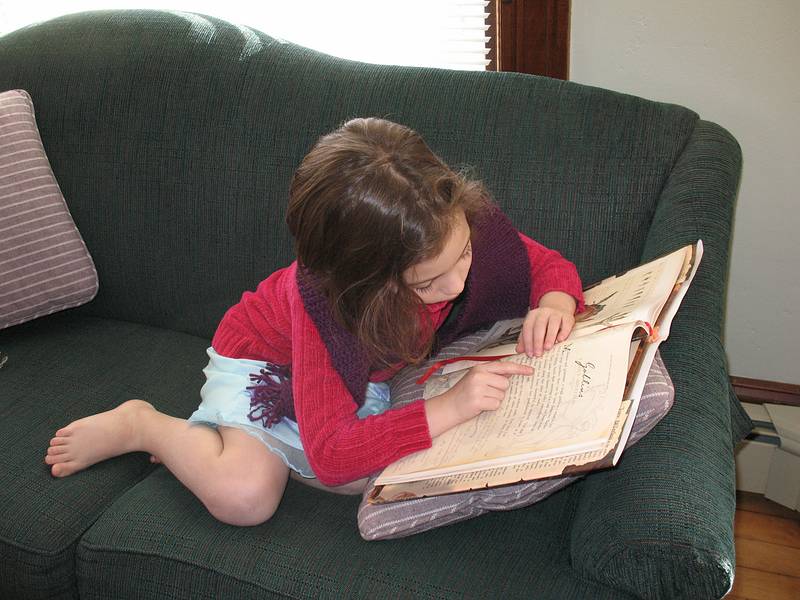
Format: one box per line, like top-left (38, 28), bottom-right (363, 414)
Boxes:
top-left (0, 1), bottom-right (491, 71)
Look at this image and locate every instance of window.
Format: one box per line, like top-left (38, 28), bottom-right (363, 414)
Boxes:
top-left (0, 1), bottom-right (492, 71)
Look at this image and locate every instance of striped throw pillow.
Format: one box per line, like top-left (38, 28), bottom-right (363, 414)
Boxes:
top-left (0, 89), bottom-right (98, 329)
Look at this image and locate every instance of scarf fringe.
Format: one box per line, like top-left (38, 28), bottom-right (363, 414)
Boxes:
top-left (247, 363), bottom-right (294, 427)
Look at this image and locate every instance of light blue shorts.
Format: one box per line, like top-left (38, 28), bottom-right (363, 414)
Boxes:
top-left (188, 348), bottom-right (391, 479)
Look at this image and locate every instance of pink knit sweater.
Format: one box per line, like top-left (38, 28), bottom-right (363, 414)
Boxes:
top-left (211, 233), bottom-right (583, 486)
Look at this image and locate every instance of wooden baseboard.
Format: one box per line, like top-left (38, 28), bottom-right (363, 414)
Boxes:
top-left (732, 376), bottom-right (800, 407)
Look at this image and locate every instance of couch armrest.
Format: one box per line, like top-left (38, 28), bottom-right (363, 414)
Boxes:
top-left (569, 120), bottom-right (752, 599)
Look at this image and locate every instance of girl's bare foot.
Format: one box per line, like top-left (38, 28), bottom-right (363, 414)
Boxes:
top-left (45, 399), bottom-right (155, 477)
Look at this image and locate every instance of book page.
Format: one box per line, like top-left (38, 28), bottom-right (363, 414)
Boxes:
top-left (608, 243), bottom-right (702, 463)
top-left (371, 399), bottom-right (632, 502)
top-left (572, 245), bottom-right (694, 338)
top-left (434, 243), bottom-right (699, 373)
top-left (613, 337), bottom-right (661, 464)
top-left (647, 240), bottom-right (702, 340)
top-left (375, 324), bottom-right (636, 486)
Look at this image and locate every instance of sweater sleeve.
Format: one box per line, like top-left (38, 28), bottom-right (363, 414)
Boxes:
top-left (519, 232), bottom-right (585, 313)
top-left (290, 301), bottom-right (432, 487)
top-left (211, 269), bottom-right (294, 363)
top-left (210, 265), bottom-right (432, 486)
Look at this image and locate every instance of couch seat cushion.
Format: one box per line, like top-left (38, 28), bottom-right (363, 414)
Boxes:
top-left (75, 466), bottom-right (630, 599)
top-left (0, 314), bottom-right (209, 599)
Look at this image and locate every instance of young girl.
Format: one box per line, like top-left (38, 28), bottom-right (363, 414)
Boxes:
top-left (45, 118), bottom-right (584, 526)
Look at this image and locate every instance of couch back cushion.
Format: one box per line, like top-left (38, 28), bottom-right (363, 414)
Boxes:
top-left (0, 10), bottom-right (698, 339)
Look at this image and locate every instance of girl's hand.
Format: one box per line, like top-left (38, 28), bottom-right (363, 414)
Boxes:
top-left (425, 361), bottom-right (534, 437)
top-left (516, 291), bottom-right (577, 358)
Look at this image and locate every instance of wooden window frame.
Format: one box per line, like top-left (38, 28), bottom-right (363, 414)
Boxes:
top-left (487, 0), bottom-right (570, 79)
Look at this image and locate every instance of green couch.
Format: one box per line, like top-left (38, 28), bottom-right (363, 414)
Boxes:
top-left (0, 10), bottom-right (751, 600)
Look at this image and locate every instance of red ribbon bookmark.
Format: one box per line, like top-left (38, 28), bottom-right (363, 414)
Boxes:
top-left (644, 321), bottom-right (661, 343)
top-left (416, 354), bottom-right (516, 385)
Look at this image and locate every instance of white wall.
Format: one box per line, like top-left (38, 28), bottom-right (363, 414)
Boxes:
top-left (570, 0), bottom-right (800, 384)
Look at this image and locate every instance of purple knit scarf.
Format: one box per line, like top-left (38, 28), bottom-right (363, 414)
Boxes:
top-left (248, 203), bottom-right (531, 426)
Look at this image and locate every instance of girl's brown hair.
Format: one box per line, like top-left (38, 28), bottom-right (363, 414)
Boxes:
top-left (286, 117), bottom-right (489, 366)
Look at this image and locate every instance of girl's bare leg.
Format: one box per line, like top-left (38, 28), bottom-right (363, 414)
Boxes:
top-left (290, 471), bottom-right (369, 495)
top-left (45, 399), bottom-right (289, 526)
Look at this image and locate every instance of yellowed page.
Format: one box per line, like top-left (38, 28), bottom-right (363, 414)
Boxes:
top-left (572, 245), bottom-right (693, 339)
top-left (372, 400), bottom-right (632, 502)
top-left (443, 244), bottom-right (699, 366)
top-left (646, 240), bottom-right (702, 340)
top-left (375, 324), bottom-right (636, 486)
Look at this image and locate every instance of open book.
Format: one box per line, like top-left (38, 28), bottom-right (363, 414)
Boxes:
top-left (369, 241), bottom-right (702, 503)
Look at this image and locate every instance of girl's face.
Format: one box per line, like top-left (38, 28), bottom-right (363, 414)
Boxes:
top-left (404, 211), bottom-right (473, 305)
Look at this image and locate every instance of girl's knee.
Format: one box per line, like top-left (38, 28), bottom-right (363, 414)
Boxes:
top-left (203, 427), bottom-right (290, 526)
top-left (206, 473), bottom-right (286, 526)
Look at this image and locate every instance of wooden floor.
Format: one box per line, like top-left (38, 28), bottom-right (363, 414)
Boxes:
top-left (723, 492), bottom-right (800, 600)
